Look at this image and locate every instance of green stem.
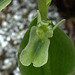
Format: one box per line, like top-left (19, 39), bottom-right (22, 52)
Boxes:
top-left (38, 0), bottom-right (47, 20)
top-left (53, 19), bottom-right (66, 30)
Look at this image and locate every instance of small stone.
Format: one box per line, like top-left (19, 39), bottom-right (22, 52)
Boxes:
top-left (53, 21), bottom-right (56, 25)
top-left (13, 15), bottom-right (22, 21)
top-left (28, 10), bottom-right (37, 22)
top-left (19, 25), bottom-right (24, 30)
top-left (0, 30), bottom-right (5, 34)
top-left (2, 41), bottom-right (8, 48)
top-left (4, 59), bottom-right (10, 65)
top-left (3, 28), bottom-right (8, 32)
top-left (2, 59), bottom-right (12, 70)
top-left (13, 67), bottom-right (21, 75)
top-left (2, 21), bottom-right (8, 27)
top-left (6, 37), bottom-right (11, 41)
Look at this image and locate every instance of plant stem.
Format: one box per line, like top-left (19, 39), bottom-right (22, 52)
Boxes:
top-left (53, 19), bottom-right (66, 30)
top-left (38, 0), bottom-right (47, 20)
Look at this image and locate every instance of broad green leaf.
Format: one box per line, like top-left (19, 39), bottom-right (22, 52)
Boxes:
top-left (18, 17), bottom-right (75, 75)
top-left (49, 28), bottom-right (75, 75)
top-left (0, 0), bottom-right (11, 11)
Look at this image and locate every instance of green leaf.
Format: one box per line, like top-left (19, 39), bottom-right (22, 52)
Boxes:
top-left (18, 17), bottom-right (75, 75)
top-left (38, 0), bottom-right (52, 20)
top-left (38, 0), bottom-right (47, 20)
top-left (49, 28), bottom-right (75, 75)
top-left (0, 0), bottom-right (11, 11)
top-left (46, 0), bottom-right (52, 8)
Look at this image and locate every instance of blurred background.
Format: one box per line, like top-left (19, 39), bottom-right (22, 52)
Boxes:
top-left (0, 0), bottom-right (75, 75)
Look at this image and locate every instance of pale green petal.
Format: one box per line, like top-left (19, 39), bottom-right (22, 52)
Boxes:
top-left (33, 38), bottom-right (50, 67)
top-left (20, 26), bottom-right (38, 66)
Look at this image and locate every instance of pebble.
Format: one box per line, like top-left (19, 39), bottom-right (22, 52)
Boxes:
top-left (2, 21), bottom-right (8, 27)
top-left (28, 10), bottom-right (37, 22)
top-left (13, 67), bottom-right (21, 75)
top-left (2, 41), bottom-right (8, 48)
top-left (2, 59), bottom-right (12, 70)
top-left (13, 15), bottom-right (22, 21)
